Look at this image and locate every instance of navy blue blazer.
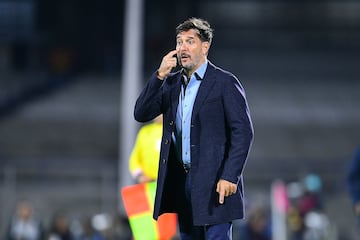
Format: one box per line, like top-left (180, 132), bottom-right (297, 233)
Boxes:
top-left (134, 62), bottom-right (254, 225)
top-left (348, 148), bottom-right (360, 205)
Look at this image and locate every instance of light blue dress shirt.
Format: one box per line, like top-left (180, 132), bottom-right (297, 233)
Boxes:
top-left (174, 60), bottom-right (208, 165)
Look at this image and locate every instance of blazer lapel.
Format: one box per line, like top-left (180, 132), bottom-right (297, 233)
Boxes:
top-left (192, 63), bottom-right (216, 117)
top-left (171, 75), bottom-right (182, 119)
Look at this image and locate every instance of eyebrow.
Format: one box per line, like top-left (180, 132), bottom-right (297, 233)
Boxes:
top-left (176, 36), bottom-right (196, 40)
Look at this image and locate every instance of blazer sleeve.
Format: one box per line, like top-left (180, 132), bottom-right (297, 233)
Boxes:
top-left (220, 75), bottom-right (254, 183)
top-left (134, 72), bottom-right (164, 123)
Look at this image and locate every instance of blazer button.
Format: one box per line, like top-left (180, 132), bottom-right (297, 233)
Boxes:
top-left (169, 121), bottom-right (174, 126)
top-left (162, 159), bottom-right (166, 164)
top-left (165, 139), bottom-right (169, 144)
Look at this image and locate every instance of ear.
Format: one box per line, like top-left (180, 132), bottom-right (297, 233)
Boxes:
top-left (202, 41), bottom-right (210, 55)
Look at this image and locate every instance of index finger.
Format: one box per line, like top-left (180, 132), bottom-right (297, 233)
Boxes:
top-left (166, 49), bottom-right (178, 57)
top-left (218, 189), bottom-right (225, 204)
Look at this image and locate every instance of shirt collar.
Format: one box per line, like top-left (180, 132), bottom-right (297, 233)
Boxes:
top-left (195, 59), bottom-right (208, 80)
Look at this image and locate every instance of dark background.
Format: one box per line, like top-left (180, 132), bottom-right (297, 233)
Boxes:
top-left (0, 0), bottom-right (359, 239)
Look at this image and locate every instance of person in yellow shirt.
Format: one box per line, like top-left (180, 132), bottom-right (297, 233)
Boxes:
top-left (129, 115), bottom-right (163, 183)
top-left (126, 114), bottom-right (177, 239)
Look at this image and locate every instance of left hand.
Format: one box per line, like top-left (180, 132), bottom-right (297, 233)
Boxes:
top-left (216, 179), bottom-right (237, 204)
top-left (137, 174), bottom-right (154, 184)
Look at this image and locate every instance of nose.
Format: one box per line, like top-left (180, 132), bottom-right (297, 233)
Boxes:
top-left (178, 42), bottom-right (188, 52)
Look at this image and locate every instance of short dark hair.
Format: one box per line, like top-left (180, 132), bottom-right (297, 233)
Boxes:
top-left (176, 18), bottom-right (213, 43)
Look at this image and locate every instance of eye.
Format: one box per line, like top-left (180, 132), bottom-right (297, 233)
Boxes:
top-left (187, 39), bottom-right (194, 45)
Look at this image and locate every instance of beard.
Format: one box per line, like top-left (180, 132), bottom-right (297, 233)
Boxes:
top-left (177, 52), bottom-right (205, 76)
top-left (180, 62), bottom-right (195, 72)
top-left (178, 54), bottom-right (195, 72)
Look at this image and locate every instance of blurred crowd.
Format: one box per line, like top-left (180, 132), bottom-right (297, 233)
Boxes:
top-left (234, 173), bottom-right (335, 240)
top-left (286, 174), bottom-right (332, 240)
top-left (2, 173), bottom-right (341, 240)
top-left (3, 200), bottom-right (132, 240)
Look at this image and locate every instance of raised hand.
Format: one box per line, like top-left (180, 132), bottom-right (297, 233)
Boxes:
top-left (157, 50), bottom-right (178, 80)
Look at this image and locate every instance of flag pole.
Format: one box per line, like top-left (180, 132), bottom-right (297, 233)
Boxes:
top-left (119, 0), bottom-right (144, 214)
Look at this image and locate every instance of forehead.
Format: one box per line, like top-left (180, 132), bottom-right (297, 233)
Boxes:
top-left (176, 29), bottom-right (200, 40)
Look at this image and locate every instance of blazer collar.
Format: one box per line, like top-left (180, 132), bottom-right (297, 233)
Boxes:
top-left (170, 61), bottom-right (217, 120)
top-left (192, 62), bottom-right (217, 117)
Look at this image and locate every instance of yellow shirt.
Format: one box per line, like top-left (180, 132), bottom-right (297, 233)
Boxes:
top-left (129, 122), bottom-right (162, 180)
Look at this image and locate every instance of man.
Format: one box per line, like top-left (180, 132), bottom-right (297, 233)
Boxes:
top-left (6, 200), bottom-right (44, 240)
top-left (134, 18), bottom-right (253, 240)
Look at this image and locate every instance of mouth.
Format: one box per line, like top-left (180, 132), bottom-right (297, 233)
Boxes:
top-left (180, 53), bottom-right (190, 61)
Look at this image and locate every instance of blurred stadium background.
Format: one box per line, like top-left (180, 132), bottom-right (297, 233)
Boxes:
top-left (0, 0), bottom-right (359, 239)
